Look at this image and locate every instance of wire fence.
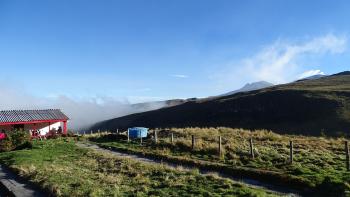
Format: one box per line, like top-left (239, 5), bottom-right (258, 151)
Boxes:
top-left (78, 129), bottom-right (350, 171)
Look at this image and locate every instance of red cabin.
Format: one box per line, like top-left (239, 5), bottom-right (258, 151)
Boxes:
top-left (0, 109), bottom-right (69, 137)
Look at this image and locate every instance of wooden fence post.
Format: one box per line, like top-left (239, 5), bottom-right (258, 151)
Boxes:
top-left (171, 133), bottom-right (174, 144)
top-left (249, 138), bottom-right (254, 159)
top-left (154, 130), bottom-right (158, 143)
top-left (127, 129), bottom-right (130, 142)
top-left (192, 135), bottom-right (195, 150)
top-left (289, 140), bottom-right (293, 164)
top-left (345, 141), bottom-right (349, 171)
top-left (140, 130), bottom-right (143, 145)
top-left (218, 136), bottom-right (222, 157)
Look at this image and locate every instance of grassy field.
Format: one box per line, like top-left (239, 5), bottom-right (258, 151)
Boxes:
top-left (0, 138), bottom-right (279, 197)
top-left (87, 127), bottom-right (350, 196)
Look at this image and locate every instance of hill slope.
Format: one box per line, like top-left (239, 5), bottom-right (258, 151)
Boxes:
top-left (91, 72), bottom-right (350, 136)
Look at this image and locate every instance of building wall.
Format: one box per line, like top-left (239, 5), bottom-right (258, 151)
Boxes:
top-left (0, 121), bottom-right (63, 136)
top-left (37, 122), bottom-right (62, 135)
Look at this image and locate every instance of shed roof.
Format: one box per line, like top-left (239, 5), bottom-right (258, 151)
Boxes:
top-left (0, 109), bottom-right (69, 124)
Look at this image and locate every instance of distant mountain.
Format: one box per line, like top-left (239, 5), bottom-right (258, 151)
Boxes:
top-left (298, 74), bottom-right (327, 81)
top-left (221, 81), bottom-right (274, 96)
top-left (90, 71), bottom-right (350, 136)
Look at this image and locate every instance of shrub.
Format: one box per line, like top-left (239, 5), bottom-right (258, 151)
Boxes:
top-left (11, 130), bottom-right (31, 147)
top-left (0, 137), bottom-right (14, 152)
top-left (0, 130), bottom-right (32, 152)
top-left (15, 141), bottom-right (33, 150)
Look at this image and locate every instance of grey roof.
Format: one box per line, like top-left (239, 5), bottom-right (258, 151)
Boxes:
top-left (0, 109), bottom-right (69, 124)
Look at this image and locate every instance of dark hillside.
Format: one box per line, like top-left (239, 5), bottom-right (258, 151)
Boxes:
top-left (91, 72), bottom-right (350, 136)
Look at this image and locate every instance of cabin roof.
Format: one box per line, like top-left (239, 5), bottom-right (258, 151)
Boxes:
top-left (0, 109), bottom-right (69, 124)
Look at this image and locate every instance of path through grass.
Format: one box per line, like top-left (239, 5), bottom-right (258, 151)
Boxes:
top-left (87, 128), bottom-right (350, 196)
top-left (0, 138), bottom-right (278, 197)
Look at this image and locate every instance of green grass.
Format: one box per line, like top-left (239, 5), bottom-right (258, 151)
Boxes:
top-left (87, 128), bottom-right (350, 196)
top-left (0, 138), bottom-right (279, 197)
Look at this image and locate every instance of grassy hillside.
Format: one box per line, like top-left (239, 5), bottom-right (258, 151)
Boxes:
top-left (0, 138), bottom-right (277, 196)
top-left (91, 72), bottom-right (350, 136)
top-left (87, 127), bottom-right (350, 196)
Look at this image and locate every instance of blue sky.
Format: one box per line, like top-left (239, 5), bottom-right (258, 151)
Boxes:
top-left (1, 0), bottom-right (350, 102)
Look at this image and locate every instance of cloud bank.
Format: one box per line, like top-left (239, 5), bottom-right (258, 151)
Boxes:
top-left (0, 84), bottom-right (166, 131)
top-left (214, 33), bottom-right (347, 86)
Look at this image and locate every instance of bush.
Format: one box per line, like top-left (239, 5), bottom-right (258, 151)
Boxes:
top-left (15, 141), bottom-right (33, 150)
top-left (0, 138), bottom-right (14, 152)
top-left (0, 130), bottom-right (32, 152)
top-left (11, 130), bottom-right (31, 147)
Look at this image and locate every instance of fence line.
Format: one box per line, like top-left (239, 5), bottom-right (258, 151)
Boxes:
top-left (218, 136), bottom-right (222, 157)
top-left (249, 138), bottom-right (254, 159)
top-left (191, 135), bottom-right (195, 150)
top-left (289, 140), bottom-right (293, 164)
top-left (79, 129), bottom-right (350, 169)
top-left (346, 141), bottom-right (349, 171)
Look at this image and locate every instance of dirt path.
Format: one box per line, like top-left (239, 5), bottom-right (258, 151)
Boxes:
top-left (0, 165), bottom-right (45, 197)
top-left (77, 142), bottom-right (301, 197)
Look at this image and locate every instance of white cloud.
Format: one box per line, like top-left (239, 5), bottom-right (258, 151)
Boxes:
top-left (297, 69), bottom-right (325, 79)
top-left (171, 74), bottom-right (188, 78)
top-left (0, 84), bottom-right (166, 130)
top-left (214, 33), bottom-right (347, 87)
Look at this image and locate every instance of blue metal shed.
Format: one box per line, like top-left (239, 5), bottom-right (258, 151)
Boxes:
top-left (128, 127), bottom-right (148, 138)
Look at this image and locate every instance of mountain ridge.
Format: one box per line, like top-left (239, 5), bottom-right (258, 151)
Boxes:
top-left (91, 71), bottom-right (350, 136)
top-left (221, 81), bottom-right (274, 96)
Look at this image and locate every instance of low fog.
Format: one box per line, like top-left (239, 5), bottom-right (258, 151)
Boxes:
top-left (0, 84), bottom-right (166, 131)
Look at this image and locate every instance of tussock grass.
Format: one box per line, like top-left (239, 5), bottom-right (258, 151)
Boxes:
top-left (0, 138), bottom-right (278, 197)
top-left (88, 127), bottom-right (350, 196)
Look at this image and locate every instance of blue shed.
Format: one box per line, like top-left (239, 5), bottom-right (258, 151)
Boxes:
top-left (128, 127), bottom-right (148, 138)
